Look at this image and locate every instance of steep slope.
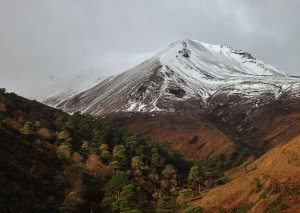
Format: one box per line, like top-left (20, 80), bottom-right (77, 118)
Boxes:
top-left (48, 39), bottom-right (293, 116)
top-left (40, 71), bottom-right (106, 106)
top-left (0, 91), bottom-right (66, 212)
top-left (0, 90), bottom-right (204, 212)
top-left (53, 59), bottom-right (205, 115)
top-left (193, 134), bottom-right (300, 212)
top-left (207, 81), bottom-right (300, 151)
top-left (107, 111), bottom-right (234, 160)
top-left (44, 39), bottom-right (300, 160)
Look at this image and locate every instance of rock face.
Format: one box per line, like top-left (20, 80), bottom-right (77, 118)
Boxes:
top-left (44, 39), bottom-right (300, 159)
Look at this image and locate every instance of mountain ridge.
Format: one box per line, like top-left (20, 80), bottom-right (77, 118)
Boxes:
top-left (40, 39), bottom-right (300, 163)
top-left (44, 39), bottom-right (300, 116)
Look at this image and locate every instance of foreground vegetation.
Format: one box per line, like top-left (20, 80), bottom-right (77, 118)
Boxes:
top-left (2, 89), bottom-right (256, 212)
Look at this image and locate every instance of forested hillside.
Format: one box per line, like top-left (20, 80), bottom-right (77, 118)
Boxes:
top-left (0, 89), bottom-right (229, 212)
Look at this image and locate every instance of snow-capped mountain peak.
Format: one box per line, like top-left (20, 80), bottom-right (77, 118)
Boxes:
top-left (157, 39), bottom-right (286, 79)
top-left (44, 39), bottom-right (300, 116)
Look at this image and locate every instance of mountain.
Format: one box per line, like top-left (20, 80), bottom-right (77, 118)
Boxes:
top-left (3, 38), bottom-right (300, 212)
top-left (45, 39), bottom-right (298, 115)
top-left (44, 39), bottom-right (300, 160)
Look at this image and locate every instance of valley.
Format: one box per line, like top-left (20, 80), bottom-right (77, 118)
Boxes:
top-left (2, 39), bottom-right (300, 212)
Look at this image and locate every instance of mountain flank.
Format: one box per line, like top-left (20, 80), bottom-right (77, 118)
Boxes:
top-left (44, 39), bottom-right (300, 162)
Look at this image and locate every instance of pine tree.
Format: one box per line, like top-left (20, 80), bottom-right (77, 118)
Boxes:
top-left (60, 191), bottom-right (84, 212)
top-left (177, 189), bottom-right (194, 209)
top-left (188, 166), bottom-right (202, 191)
top-left (106, 171), bottom-right (130, 198)
top-left (20, 121), bottom-right (34, 135)
top-left (112, 184), bottom-right (147, 212)
top-left (112, 145), bottom-right (127, 170)
top-left (156, 195), bottom-right (176, 213)
top-left (56, 130), bottom-right (72, 145)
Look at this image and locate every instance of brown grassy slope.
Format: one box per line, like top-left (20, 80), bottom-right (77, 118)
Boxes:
top-left (193, 135), bottom-right (300, 212)
top-left (208, 93), bottom-right (300, 153)
top-left (107, 111), bottom-right (234, 160)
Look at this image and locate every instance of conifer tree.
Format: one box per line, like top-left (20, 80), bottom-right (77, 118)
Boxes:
top-left (188, 166), bottom-right (202, 191)
top-left (20, 121), bottom-right (34, 135)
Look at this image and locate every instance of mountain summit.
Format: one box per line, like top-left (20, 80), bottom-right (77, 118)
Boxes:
top-left (157, 39), bottom-right (286, 77)
top-left (44, 39), bottom-right (299, 115)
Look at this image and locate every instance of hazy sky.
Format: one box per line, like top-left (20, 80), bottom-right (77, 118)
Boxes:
top-left (0, 0), bottom-right (299, 97)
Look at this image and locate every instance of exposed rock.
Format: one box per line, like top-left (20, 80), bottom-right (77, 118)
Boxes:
top-left (167, 86), bottom-right (186, 98)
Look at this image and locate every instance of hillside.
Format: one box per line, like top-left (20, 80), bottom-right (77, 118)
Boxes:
top-left (193, 134), bottom-right (300, 212)
top-left (0, 90), bottom-right (66, 212)
top-left (107, 111), bottom-right (234, 160)
top-left (1, 89), bottom-right (232, 212)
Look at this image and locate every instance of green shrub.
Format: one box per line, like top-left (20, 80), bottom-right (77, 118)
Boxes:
top-left (233, 202), bottom-right (252, 213)
top-left (183, 204), bottom-right (203, 213)
top-left (260, 187), bottom-right (272, 198)
top-left (20, 121), bottom-right (34, 135)
top-left (156, 195), bottom-right (176, 213)
top-left (254, 177), bottom-right (263, 191)
top-left (216, 177), bottom-right (229, 185)
top-left (289, 185), bottom-right (300, 196)
top-left (267, 198), bottom-right (288, 213)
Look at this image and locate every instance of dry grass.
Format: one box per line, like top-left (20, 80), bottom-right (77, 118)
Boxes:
top-left (193, 135), bottom-right (300, 212)
top-left (108, 112), bottom-right (234, 160)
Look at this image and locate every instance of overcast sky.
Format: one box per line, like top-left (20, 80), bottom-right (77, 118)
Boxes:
top-left (0, 0), bottom-right (299, 97)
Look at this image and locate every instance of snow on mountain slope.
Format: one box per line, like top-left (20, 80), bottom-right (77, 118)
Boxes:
top-left (46, 39), bottom-right (300, 115)
top-left (158, 39), bottom-right (285, 80)
top-left (13, 70), bottom-right (106, 103)
top-left (41, 70), bottom-right (107, 106)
